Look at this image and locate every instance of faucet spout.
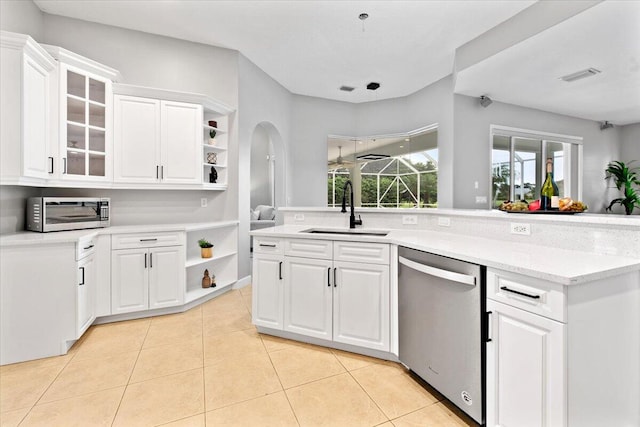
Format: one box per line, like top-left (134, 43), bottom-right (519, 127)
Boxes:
top-left (341, 180), bottom-right (363, 229)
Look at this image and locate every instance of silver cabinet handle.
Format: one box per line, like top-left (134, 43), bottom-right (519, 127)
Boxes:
top-left (63, 158), bottom-right (67, 174)
top-left (333, 267), bottom-right (337, 287)
top-left (398, 256), bottom-right (476, 286)
top-left (161, 165), bottom-right (164, 179)
top-left (48, 157), bottom-right (54, 174)
top-left (79, 266), bottom-right (85, 285)
top-left (327, 267), bottom-right (331, 287)
top-left (486, 311), bottom-right (493, 342)
top-left (150, 252), bottom-right (153, 268)
top-left (144, 253), bottom-right (147, 268)
top-left (279, 261), bottom-right (283, 280)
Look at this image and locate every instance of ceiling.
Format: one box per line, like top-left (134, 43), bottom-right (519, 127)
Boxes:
top-left (454, 1), bottom-right (640, 125)
top-left (33, 0), bottom-right (534, 103)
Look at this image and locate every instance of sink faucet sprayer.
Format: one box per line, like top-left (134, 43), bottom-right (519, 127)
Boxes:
top-left (341, 180), bottom-right (363, 229)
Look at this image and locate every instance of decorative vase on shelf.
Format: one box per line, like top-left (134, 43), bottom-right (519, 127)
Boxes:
top-left (208, 129), bottom-right (217, 145)
top-left (206, 152), bottom-right (217, 164)
top-left (209, 166), bottom-right (217, 184)
top-left (198, 238), bottom-right (214, 258)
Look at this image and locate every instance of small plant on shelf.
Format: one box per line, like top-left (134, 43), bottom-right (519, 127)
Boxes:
top-left (198, 238), bottom-right (214, 258)
top-left (208, 129), bottom-right (216, 145)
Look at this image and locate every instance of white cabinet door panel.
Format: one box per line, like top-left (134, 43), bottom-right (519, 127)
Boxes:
top-left (160, 101), bottom-right (201, 184)
top-left (77, 254), bottom-right (96, 337)
top-left (333, 261), bottom-right (389, 351)
top-left (284, 257), bottom-right (332, 340)
top-left (253, 255), bottom-right (284, 329)
top-left (22, 55), bottom-right (51, 179)
top-left (111, 248), bottom-right (148, 314)
top-left (113, 95), bottom-right (160, 183)
top-left (149, 246), bottom-right (184, 309)
top-left (486, 299), bottom-right (566, 427)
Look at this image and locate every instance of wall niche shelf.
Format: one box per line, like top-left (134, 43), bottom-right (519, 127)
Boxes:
top-left (184, 221), bottom-right (238, 304)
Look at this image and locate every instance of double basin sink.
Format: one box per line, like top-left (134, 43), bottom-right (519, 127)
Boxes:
top-left (301, 228), bottom-right (389, 237)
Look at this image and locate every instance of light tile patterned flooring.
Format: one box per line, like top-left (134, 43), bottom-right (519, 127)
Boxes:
top-left (0, 285), bottom-right (477, 426)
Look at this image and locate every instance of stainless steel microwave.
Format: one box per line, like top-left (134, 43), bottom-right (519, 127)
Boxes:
top-left (26, 197), bottom-right (110, 232)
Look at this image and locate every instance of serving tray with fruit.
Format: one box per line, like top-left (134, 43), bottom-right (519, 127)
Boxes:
top-left (499, 198), bottom-right (587, 214)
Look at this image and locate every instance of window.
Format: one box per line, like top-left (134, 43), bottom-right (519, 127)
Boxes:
top-left (328, 127), bottom-right (438, 208)
top-left (491, 126), bottom-right (582, 208)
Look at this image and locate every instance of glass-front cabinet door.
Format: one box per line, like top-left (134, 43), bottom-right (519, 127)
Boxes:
top-left (60, 66), bottom-right (111, 180)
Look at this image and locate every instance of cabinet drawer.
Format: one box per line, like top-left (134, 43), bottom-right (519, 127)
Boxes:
top-left (334, 241), bottom-right (389, 264)
top-left (285, 239), bottom-right (332, 260)
top-left (76, 234), bottom-right (98, 260)
top-left (112, 232), bottom-right (184, 250)
top-left (487, 268), bottom-right (566, 323)
top-left (254, 237), bottom-right (284, 255)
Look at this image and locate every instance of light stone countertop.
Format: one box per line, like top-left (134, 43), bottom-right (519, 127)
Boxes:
top-left (0, 221), bottom-right (238, 247)
top-left (251, 225), bottom-right (640, 286)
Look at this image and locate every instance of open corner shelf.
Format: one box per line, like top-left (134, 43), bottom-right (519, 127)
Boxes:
top-left (185, 279), bottom-right (235, 304)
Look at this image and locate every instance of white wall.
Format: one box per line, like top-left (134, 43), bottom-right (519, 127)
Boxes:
top-left (238, 54), bottom-right (292, 278)
top-left (0, 0), bottom-right (44, 40)
top-left (453, 94), bottom-right (621, 212)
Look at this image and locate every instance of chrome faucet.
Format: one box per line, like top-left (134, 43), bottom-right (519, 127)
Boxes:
top-left (341, 180), bottom-right (362, 229)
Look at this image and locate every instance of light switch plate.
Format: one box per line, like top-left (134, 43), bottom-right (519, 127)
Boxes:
top-left (402, 215), bottom-right (418, 225)
top-left (200, 198), bottom-right (208, 208)
top-left (294, 213), bottom-right (305, 222)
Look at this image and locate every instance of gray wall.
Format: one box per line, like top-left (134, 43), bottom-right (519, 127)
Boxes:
top-left (453, 94), bottom-right (622, 212)
top-left (621, 123), bottom-right (640, 162)
top-left (289, 96), bottom-right (356, 207)
top-left (0, 0), bottom-right (44, 40)
top-left (238, 54), bottom-right (292, 278)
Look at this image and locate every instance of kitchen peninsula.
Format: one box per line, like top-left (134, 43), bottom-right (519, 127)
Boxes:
top-left (251, 207), bottom-right (640, 427)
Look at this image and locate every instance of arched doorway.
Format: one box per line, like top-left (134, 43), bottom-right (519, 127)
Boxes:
top-left (250, 122), bottom-right (286, 221)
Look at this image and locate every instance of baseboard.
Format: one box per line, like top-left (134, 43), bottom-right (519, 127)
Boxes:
top-left (233, 275), bottom-right (252, 289)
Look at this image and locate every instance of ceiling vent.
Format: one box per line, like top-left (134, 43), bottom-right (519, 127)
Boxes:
top-left (366, 82), bottom-right (380, 91)
top-left (356, 153), bottom-right (390, 161)
top-left (560, 68), bottom-right (601, 82)
top-left (339, 85), bottom-right (355, 92)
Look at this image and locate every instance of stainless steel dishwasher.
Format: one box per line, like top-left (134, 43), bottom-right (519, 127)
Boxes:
top-left (398, 246), bottom-right (485, 425)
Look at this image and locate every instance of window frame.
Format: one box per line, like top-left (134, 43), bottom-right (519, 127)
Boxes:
top-left (489, 125), bottom-right (583, 206)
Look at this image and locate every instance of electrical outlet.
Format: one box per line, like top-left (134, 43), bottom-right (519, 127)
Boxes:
top-left (510, 223), bottom-right (531, 235)
top-left (294, 213), bottom-right (305, 222)
top-left (475, 196), bottom-right (487, 204)
top-left (474, 181), bottom-right (479, 189)
top-left (200, 198), bottom-right (208, 208)
top-left (438, 217), bottom-right (451, 227)
top-left (402, 215), bottom-right (418, 225)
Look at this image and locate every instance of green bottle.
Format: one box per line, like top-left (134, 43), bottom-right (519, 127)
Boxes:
top-left (541, 158), bottom-right (559, 210)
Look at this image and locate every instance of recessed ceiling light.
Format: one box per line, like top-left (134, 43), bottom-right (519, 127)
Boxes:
top-left (367, 82), bottom-right (380, 91)
top-left (339, 85), bottom-right (355, 92)
top-left (560, 68), bottom-right (601, 82)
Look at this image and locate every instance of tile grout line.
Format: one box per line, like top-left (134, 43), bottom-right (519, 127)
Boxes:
top-left (110, 318), bottom-right (152, 427)
top-left (201, 303), bottom-right (207, 425)
top-left (262, 335), bottom-right (302, 427)
top-left (345, 368), bottom-right (391, 423)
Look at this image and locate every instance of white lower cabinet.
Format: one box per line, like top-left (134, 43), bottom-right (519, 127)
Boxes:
top-left (253, 238), bottom-right (390, 352)
top-left (283, 256), bottom-right (332, 340)
top-left (333, 261), bottom-right (389, 350)
top-left (486, 298), bottom-right (565, 427)
top-left (111, 233), bottom-right (185, 314)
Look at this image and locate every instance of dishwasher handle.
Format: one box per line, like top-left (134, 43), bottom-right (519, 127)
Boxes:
top-left (398, 256), bottom-right (476, 286)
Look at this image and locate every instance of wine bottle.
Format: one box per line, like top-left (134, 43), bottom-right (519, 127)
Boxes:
top-left (541, 158), bottom-right (559, 210)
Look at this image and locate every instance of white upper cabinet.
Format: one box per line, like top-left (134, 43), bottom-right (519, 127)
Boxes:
top-left (113, 95), bottom-right (161, 183)
top-left (0, 31), bottom-right (57, 184)
top-left (160, 100), bottom-right (202, 184)
top-left (43, 45), bottom-right (120, 183)
top-left (113, 96), bottom-right (202, 185)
